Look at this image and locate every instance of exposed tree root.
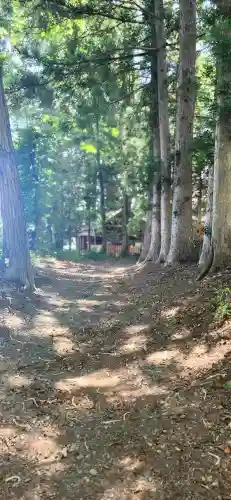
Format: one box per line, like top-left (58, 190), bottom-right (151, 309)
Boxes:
top-left (196, 241), bottom-right (214, 281)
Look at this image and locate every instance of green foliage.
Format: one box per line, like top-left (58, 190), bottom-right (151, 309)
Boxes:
top-left (0, 0), bottom-right (224, 259)
top-left (56, 249), bottom-right (109, 262)
top-left (56, 250), bottom-right (82, 262)
top-left (213, 288), bottom-right (231, 322)
top-left (80, 142), bottom-right (97, 154)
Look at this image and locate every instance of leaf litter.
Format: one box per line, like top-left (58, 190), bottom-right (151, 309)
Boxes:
top-left (0, 259), bottom-right (231, 498)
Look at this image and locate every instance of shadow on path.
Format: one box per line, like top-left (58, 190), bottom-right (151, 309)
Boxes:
top-left (0, 259), bottom-right (231, 499)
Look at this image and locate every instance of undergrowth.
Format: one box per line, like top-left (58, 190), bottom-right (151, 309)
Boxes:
top-left (55, 249), bottom-right (111, 262)
top-left (213, 287), bottom-right (231, 322)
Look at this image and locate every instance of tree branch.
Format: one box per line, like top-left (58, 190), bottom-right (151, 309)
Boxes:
top-left (36, 0), bottom-right (144, 24)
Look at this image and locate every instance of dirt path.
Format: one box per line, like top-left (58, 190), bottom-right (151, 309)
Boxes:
top-left (1, 259), bottom-right (231, 499)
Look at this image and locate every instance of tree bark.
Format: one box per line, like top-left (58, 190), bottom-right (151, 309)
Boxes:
top-left (30, 132), bottom-right (41, 251)
top-left (155, 0), bottom-right (171, 262)
top-left (198, 166), bottom-right (213, 267)
top-left (54, 191), bottom-right (65, 251)
top-left (212, 54), bottom-right (231, 268)
top-left (146, 11), bottom-right (161, 262)
top-left (167, 0), bottom-right (196, 263)
top-left (146, 168), bottom-right (161, 261)
top-left (98, 162), bottom-right (106, 252)
top-left (2, 227), bottom-right (8, 262)
top-left (47, 221), bottom-right (53, 250)
top-left (54, 233), bottom-right (64, 250)
top-left (68, 235), bottom-right (72, 252)
top-left (0, 68), bottom-right (34, 288)
top-left (76, 235), bottom-right (79, 252)
top-left (197, 172), bottom-right (203, 222)
top-left (138, 208), bottom-right (152, 263)
top-left (120, 190), bottom-right (129, 257)
top-left (88, 209), bottom-right (91, 250)
top-left (96, 114), bottom-right (106, 253)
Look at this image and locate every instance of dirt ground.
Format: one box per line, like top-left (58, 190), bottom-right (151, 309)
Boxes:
top-left (1, 258), bottom-right (231, 499)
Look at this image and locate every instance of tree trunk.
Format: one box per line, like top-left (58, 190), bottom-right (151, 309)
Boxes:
top-left (146, 13), bottom-right (161, 262)
top-left (54, 191), bottom-right (64, 251)
top-left (96, 114), bottom-right (106, 253)
top-left (212, 48), bottom-right (231, 268)
top-left (55, 233), bottom-right (64, 250)
top-left (76, 235), bottom-right (79, 252)
top-left (197, 173), bottom-right (203, 222)
top-left (120, 191), bottom-right (129, 257)
top-left (47, 222), bottom-right (53, 250)
top-left (146, 169), bottom-right (161, 261)
top-left (0, 68), bottom-right (34, 288)
top-left (31, 133), bottom-right (41, 251)
top-left (34, 215), bottom-right (41, 251)
top-left (199, 165), bottom-right (213, 267)
top-left (88, 209), bottom-right (91, 250)
top-left (68, 225), bottom-right (72, 251)
top-left (167, 0), bottom-right (196, 263)
top-left (98, 163), bottom-right (106, 252)
top-left (139, 208), bottom-right (152, 263)
top-left (155, 0), bottom-right (171, 262)
top-left (2, 227), bottom-right (8, 262)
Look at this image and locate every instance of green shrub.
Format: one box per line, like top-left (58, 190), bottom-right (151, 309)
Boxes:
top-left (56, 250), bottom-right (82, 262)
top-left (213, 287), bottom-right (231, 322)
top-left (82, 249), bottom-right (109, 261)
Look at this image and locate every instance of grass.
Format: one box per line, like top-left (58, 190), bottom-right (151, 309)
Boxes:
top-left (55, 249), bottom-right (111, 262)
top-left (32, 248), bottom-right (138, 265)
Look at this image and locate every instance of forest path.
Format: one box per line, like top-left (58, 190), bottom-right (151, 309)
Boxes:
top-left (0, 259), bottom-right (231, 499)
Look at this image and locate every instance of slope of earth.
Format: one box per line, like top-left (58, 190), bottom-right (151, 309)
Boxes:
top-left (0, 258), bottom-right (231, 499)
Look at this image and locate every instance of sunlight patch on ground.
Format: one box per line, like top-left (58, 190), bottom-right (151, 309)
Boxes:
top-left (29, 315), bottom-right (71, 338)
top-left (55, 368), bottom-right (121, 392)
top-left (4, 314), bottom-right (25, 329)
top-left (144, 338), bottom-right (231, 380)
top-left (26, 434), bottom-right (58, 462)
top-left (171, 326), bottom-right (191, 341)
top-left (0, 425), bottom-right (18, 439)
top-left (112, 300), bottom-right (127, 308)
top-left (53, 335), bottom-right (75, 355)
top-left (19, 428), bottom-right (62, 466)
top-left (125, 324), bottom-right (149, 335)
top-left (118, 333), bottom-right (147, 354)
top-left (7, 374), bottom-right (33, 389)
top-left (55, 363), bottom-right (162, 403)
top-left (43, 293), bottom-right (64, 307)
top-left (161, 306), bottom-right (180, 318)
top-left (146, 348), bottom-right (180, 364)
top-left (208, 320), bottom-right (231, 341)
top-left (77, 298), bottom-right (106, 308)
top-left (94, 289), bottom-right (112, 296)
top-left (119, 456), bottom-right (144, 471)
top-left (180, 340), bottom-right (231, 375)
top-left (100, 476), bottom-right (159, 499)
top-left (146, 338), bottom-right (231, 378)
top-left (116, 383), bottom-right (169, 402)
top-left (69, 270), bottom-right (116, 279)
top-left (34, 310), bottom-right (60, 326)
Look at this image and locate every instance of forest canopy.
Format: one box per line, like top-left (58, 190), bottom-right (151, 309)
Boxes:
top-left (0, 0), bottom-right (230, 285)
